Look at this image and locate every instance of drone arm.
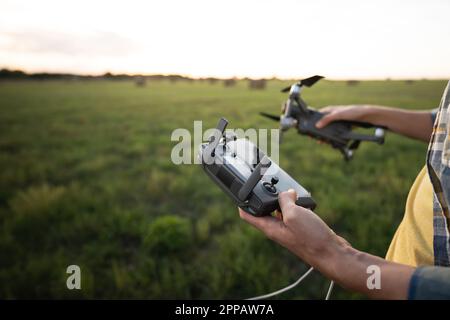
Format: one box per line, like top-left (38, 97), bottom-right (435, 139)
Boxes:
top-left (337, 119), bottom-right (387, 129)
top-left (295, 96), bottom-right (311, 116)
top-left (341, 130), bottom-right (385, 144)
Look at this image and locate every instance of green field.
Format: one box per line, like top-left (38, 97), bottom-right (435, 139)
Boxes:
top-left (0, 79), bottom-right (447, 299)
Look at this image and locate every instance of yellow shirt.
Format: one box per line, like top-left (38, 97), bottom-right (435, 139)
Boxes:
top-left (385, 166), bottom-right (434, 267)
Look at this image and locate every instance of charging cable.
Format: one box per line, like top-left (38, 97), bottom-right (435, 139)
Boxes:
top-left (246, 267), bottom-right (334, 300)
top-left (325, 280), bottom-right (334, 300)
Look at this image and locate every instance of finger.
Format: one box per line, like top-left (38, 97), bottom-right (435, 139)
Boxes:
top-left (278, 189), bottom-right (297, 218)
top-left (316, 113), bottom-right (337, 128)
top-left (318, 106), bottom-right (335, 113)
top-left (238, 208), bottom-right (284, 237)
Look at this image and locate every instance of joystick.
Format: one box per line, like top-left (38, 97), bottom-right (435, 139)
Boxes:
top-left (198, 118), bottom-right (316, 216)
top-left (263, 177), bottom-right (278, 194)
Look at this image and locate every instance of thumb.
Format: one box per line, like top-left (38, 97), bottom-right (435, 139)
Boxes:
top-left (278, 189), bottom-right (297, 214)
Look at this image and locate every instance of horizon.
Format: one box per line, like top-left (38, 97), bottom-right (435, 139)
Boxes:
top-left (1, 67), bottom-right (449, 81)
top-left (1, 0), bottom-right (450, 79)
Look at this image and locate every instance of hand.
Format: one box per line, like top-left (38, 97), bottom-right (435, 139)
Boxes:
top-left (239, 190), bottom-right (417, 300)
top-left (315, 105), bottom-right (434, 143)
top-left (315, 105), bottom-right (372, 129)
top-left (239, 189), bottom-right (348, 268)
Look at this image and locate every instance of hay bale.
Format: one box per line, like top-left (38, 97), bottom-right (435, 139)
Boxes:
top-left (248, 79), bottom-right (266, 90)
top-left (346, 80), bottom-right (359, 86)
top-left (135, 76), bottom-right (146, 87)
top-left (207, 77), bottom-right (219, 84)
top-left (223, 78), bottom-right (236, 87)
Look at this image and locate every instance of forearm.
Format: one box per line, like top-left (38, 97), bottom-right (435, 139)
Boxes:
top-left (309, 239), bottom-right (415, 299)
top-left (359, 105), bottom-right (434, 143)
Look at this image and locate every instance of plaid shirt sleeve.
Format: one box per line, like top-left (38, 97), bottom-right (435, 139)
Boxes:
top-left (408, 266), bottom-right (450, 299)
top-left (426, 81), bottom-right (450, 266)
top-left (431, 108), bottom-right (438, 124)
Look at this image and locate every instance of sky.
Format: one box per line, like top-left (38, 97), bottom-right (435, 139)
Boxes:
top-left (1, 0), bottom-right (449, 79)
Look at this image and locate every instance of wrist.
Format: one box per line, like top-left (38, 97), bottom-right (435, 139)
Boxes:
top-left (360, 105), bottom-right (394, 127)
top-left (359, 105), bottom-right (383, 122)
top-left (305, 233), bottom-right (353, 276)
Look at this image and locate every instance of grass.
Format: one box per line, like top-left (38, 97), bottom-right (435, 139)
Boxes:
top-left (0, 78), bottom-right (447, 299)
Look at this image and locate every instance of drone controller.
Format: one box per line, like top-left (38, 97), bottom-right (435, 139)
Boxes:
top-left (198, 118), bottom-right (316, 216)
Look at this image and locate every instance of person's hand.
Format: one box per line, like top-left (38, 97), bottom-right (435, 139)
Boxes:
top-left (315, 105), bottom-right (373, 129)
top-left (238, 189), bottom-right (349, 268)
top-left (240, 190), bottom-right (419, 300)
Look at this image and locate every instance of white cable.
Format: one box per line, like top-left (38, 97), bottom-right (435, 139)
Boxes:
top-left (325, 280), bottom-right (334, 300)
top-left (246, 267), bottom-right (314, 300)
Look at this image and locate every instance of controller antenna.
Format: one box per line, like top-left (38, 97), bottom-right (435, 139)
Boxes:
top-left (203, 118), bottom-right (228, 164)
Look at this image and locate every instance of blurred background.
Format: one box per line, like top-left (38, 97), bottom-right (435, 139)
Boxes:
top-left (0, 0), bottom-right (449, 299)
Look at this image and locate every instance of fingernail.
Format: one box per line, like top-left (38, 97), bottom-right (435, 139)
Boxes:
top-left (288, 188), bottom-right (295, 193)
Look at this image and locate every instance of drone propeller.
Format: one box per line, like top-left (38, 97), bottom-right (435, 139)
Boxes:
top-left (300, 75), bottom-right (325, 87)
top-left (260, 112), bottom-right (280, 122)
top-left (281, 75), bottom-right (324, 92)
top-left (259, 112), bottom-right (287, 144)
top-left (281, 86), bottom-right (291, 93)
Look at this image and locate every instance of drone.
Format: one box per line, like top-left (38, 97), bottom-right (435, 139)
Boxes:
top-left (260, 75), bottom-right (386, 160)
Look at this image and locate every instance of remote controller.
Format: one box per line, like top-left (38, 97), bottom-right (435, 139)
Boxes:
top-left (198, 118), bottom-right (316, 216)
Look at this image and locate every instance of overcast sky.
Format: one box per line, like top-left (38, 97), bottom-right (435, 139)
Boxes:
top-left (1, 0), bottom-right (449, 79)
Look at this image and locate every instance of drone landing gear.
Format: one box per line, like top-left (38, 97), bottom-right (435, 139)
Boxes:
top-left (337, 139), bottom-right (364, 161)
top-left (339, 147), bottom-right (353, 161)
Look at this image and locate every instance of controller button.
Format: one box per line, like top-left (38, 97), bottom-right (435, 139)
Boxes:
top-left (263, 182), bottom-right (277, 194)
top-left (271, 177), bottom-right (279, 185)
